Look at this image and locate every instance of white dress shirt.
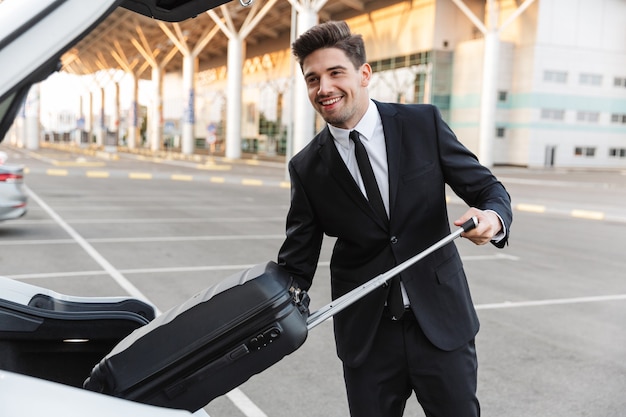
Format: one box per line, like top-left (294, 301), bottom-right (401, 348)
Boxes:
top-left (328, 100), bottom-right (389, 216)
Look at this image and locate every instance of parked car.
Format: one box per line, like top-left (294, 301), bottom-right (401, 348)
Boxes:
top-left (0, 0), bottom-right (231, 415)
top-left (0, 151), bottom-right (27, 221)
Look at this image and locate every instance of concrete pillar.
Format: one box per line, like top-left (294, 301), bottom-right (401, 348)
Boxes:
top-left (292, 9), bottom-right (318, 155)
top-left (95, 87), bottom-right (105, 146)
top-left (452, 0), bottom-right (536, 167)
top-left (128, 74), bottom-right (139, 149)
top-left (87, 91), bottom-right (93, 144)
top-left (181, 54), bottom-right (196, 155)
top-left (110, 82), bottom-right (120, 145)
top-left (478, 29), bottom-right (499, 167)
top-left (149, 66), bottom-right (163, 152)
top-left (225, 36), bottom-right (244, 159)
top-left (477, 1), bottom-right (499, 167)
top-left (76, 95), bottom-right (83, 146)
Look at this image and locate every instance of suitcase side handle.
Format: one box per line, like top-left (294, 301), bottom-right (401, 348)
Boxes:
top-left (306, 216), bottom-right (478, 330)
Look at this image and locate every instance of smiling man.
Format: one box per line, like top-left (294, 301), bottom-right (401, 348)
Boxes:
top-left (277, 21), bottom-right (512, 417)
top-left (302, 46), bottom-right (370, 129)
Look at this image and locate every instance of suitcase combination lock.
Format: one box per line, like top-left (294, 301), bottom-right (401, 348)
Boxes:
top-left (248, 326), bottom-right (281, 350)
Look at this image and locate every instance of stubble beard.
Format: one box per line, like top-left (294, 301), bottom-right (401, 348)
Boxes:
top-left (319, 103), bottom-right (358, 129)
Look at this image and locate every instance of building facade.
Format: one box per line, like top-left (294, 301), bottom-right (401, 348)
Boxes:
top-left (38, 0), bottom-right (626, 168)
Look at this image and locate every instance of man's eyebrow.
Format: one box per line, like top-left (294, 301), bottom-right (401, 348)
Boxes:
top-left (304, 65), bottom-right (348, 79)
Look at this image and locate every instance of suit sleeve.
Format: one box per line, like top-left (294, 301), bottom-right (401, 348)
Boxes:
top-left (276, 160), bottom-right (324, 290)
top-left (431, 106), bottom-right (513, 248)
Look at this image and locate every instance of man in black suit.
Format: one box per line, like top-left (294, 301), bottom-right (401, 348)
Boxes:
top-left (277, 21), bottom-right (512, 417)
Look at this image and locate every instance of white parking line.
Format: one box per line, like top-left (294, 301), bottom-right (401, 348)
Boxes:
top-left (25, 186), bottom-right (262, 417)
top-left (462, 253), bottom-right (520, 261)
top-left (2, 216), bottom-right (287, 224)
top-left (6, 270), bottom-right (108, 280)
top-left (25, 186), bottom-right (153, 308)
top-left (570, 209), bottom-right (605, 220)
top-left (225, 389), bottom-right (268, 417)
top-left (0, 234), bottom-right (285, 246)
top-left (6, 255), bottom-right (520, 280)
top-left (87, 235), bottom-right (285, 243)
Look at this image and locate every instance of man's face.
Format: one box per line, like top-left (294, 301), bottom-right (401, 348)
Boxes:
top-left (301, 47), bottom-right (371, 130)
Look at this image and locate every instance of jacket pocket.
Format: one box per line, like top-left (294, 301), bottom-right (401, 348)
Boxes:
top-left (435, 256), bottom-right (464, 285)
top-left (402, 162), bottom-right (435, 183)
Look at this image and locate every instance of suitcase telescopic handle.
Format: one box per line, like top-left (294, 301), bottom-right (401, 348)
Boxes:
top-left (306, 216), bottom-right (478, 330)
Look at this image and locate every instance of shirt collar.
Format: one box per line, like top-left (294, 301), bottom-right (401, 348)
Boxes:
top-left (329, 100), bottom-right (379, 150)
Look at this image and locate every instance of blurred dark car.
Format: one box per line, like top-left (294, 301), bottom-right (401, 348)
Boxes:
top-left (0, 151), bottom-right (27, 221)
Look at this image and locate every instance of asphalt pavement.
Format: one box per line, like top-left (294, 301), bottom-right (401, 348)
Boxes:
top-left (1, 143), bottom-right (624, 417)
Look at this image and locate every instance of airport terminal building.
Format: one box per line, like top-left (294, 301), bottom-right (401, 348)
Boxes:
top-left (16, 0), bottom-right (626, 169)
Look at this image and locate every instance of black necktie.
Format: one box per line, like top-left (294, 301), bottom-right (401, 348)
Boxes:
top-left (349, 130), bottom-right (404, 319)
top-left (349, 130), bottom-right (387, 225)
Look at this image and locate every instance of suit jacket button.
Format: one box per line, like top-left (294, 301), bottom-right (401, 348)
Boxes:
top-left (390, 236), bottom-right (398, 244)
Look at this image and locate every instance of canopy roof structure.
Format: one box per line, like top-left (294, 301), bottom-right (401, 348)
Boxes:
top-left (61, 0), bottom-right (399, 78)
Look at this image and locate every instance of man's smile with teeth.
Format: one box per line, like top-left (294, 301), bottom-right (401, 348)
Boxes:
top-left (321, 97), bottom-right (342, 106)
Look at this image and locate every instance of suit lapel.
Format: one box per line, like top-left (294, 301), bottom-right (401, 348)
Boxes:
top-left (318, 127), bottom-right (389, 231)
top-left (375, 101), bottom-right (401, 221)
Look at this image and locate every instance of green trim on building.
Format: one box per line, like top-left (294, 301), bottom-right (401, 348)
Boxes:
top-left (450, 94), bottom-right (481, 109)
top-left (448, 120), bottom-right (626, 134)
top-left (508, 93), bottom-right (626, 112)
top-left (450, 92), bottom-right (626, 112)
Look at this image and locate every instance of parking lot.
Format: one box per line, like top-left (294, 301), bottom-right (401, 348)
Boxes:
top-left (1, 145), bottom-right (625, 417)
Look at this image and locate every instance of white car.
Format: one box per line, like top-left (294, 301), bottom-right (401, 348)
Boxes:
top-left (0, 0), bottom-right (231, 415)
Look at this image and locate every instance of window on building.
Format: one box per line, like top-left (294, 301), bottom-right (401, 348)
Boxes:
top-left (611, 113), bottom-right (626, 124)
top-left (543, 70), bottom-right (567, 83)
top-left (379, 58), bottom-right (393, 71)
top-left (408, 52), bottom-right (427, 66)
top-left (497, 91), bottom-right (508, 102)
top-left (368, 51), bottom-right (451, 113)
top-left (574, 147), bottom-right (596, 157)
top-left (576, 111), bottom-right (600, 123)
top-left (496, 127), bottom-right (506, 138)
top-left (541, 109), bottom-right (565, 120)
top-left (579, 73), bottom-right (603, 86)
top-left (614, 77), bottom-right (626, 87)
top-left (609, 148), bottom-right (626, 158)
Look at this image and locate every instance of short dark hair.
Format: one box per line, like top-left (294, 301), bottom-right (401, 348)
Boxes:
top-left (291, 21), bottom-right (366, 70)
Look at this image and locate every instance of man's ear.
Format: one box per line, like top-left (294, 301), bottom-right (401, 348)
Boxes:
top-left (360, 63), bottom-right (372, 87)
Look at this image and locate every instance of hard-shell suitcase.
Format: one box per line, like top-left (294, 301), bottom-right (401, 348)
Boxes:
top-left (0, 276), bottom-right (155, 387)
top-left (84, 261), bottom-right (311, 412)
top-left (84, 218), bottom-right (477, 412)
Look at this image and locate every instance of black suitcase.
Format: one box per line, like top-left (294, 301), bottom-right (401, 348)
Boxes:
top-left (0, 277), bottom-right (155, 388)
top-left (84, 261), bottom-right (310, 412)
top-left (84, 218), bottom-right (477, 412)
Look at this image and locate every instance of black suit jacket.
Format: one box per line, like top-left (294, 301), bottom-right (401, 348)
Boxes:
top-left (278, 102), bottom-right (512, 368)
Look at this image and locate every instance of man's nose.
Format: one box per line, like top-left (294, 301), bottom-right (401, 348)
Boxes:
top-left (317, 76), bottom-right (332, 95)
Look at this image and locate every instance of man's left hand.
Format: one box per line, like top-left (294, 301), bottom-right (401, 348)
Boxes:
top-left (454, 208), bottom-right (503, 245)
